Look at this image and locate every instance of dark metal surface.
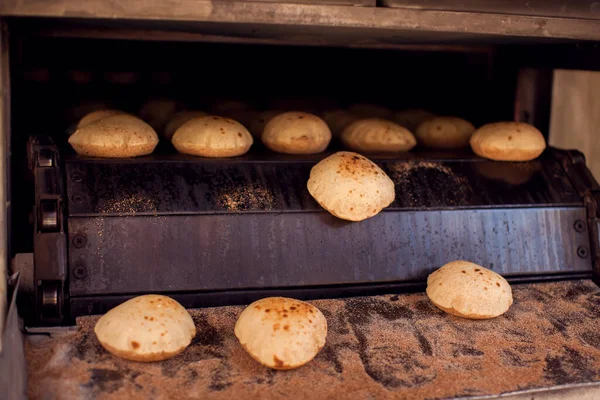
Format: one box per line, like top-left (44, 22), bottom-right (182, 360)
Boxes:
top-left (27, 137), bottom-right (67, 326)
top-left (68, 207), bottom-right (591, 297)
top-left (65, 150), bottom-right (581, 216)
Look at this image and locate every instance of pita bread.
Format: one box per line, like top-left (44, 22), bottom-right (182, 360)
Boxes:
top-left (234, 297), bottom-right (327, 370)
top-left (470, 122), bottom-right (546, 161)
top-left (426, 260), bottom-right (513, 319)
top-left (94, 295), bottom-right (196, 362)
top-left (307, 151), bottom-right (395, 221)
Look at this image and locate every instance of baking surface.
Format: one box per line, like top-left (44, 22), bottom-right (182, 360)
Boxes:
top-left (26, 280), bottom-right (600, 400)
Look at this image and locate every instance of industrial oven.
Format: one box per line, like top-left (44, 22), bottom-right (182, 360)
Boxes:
top-left (1, 1), bottom-right (600, 399)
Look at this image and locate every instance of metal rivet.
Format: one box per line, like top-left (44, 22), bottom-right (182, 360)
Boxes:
top-left (577, 246), bottom-right (589, 258)
top-left (73, 265), bottom-right (87, 279)
top-left (72, 233), bottom-right (87, 248)
top-left (72, 194), bottom-right (85, 204)
top-left (574, 220), bottom-right (586, 233)
top-left (70, 172), bottom-right (83, 182)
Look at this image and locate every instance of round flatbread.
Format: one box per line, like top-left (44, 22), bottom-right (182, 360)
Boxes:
top-left (341, 118), bottom-right (416, 153)
top-left (415, 117), bottom-right (476, 149)
top-left (262, 112), bottom-right (331, 154)
top-left (307, 151), bottom-right (395, 221)
top-left (94, 294), bottom-right (196, 362)
top-left (234, 297), bottom-right (327, 370)
top-left (470, 122), bottom-right (546, 161)
top-left (426, 260), bottom-right (513, 319)
top-left (68, 114), bottom-right (159, 158)
top-left (172, 115), bottom-right (253, 157)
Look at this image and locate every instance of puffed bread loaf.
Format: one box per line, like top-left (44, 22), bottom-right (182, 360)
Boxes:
top-left (94, 295), bottom-right (196, 362)
top-left (341, 118), bottom-right (416, 153)
top-left (172, 116), bottom-right (253, 157)
top-left (426, 260), bottom-right (513, 319)
top-left (235, 297), bottom-right (327, 370)
top-left (68, 114), bottom-right (159, 158)
top-left (470, 122), bottom-right (546, 161)
top-left (415, 117), bottom-right (476, 149)
top-left (262, 112), bottom-right (331, 154)
top-left (307, 151), bottom-right (395, 221)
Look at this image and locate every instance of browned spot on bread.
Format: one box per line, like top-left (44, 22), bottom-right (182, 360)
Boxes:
top-left (150, 317), bottom-right (154, 321)
top-left (238, 132), bottom-right (242, 137)
top-left (273, 323), bottom-right (281, 331)
top-left (496, 282), bottom-right (501, 287)
top-left (437, 126), bottom-right (442, 130)
top-left (273, 355), bottom-right (285, 368)
top-left (474, 269), bottom-right (480, 272)
top-left (144, 316), bottom-right (148, 320)
top-left (152, 341), bottom-right (157, 345)
top-left (508, 136), bottom-right (513, 140)
top-left (131, 341), bottom-right (140, 349)
top-left (484, 287), bottom-right (488, 291)
top-left (284, 325), bottom-right (289, 331)
top-left (265, 309), bottom-right (271, 313)
top-left (462, 270), bottom-right (466, 274)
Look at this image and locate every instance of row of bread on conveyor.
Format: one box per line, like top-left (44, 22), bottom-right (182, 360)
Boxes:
top-left (68, 99), bottom-right (547, 222)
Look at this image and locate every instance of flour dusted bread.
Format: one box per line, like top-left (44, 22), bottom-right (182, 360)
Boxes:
top-left (348, 103), bottom-right (392, 119)
top-left (68, 114), bottom-right (159, 158)
top-left (426, 260), bottom-right (513, 319)
top-left (77, 109), bottom-right (127, 129)
top-left (164, 110), bottom-right (207, 140)
top-left (172, 115), bottom-right (253, 157)
top-left (393, 109), bottom-right (436, 132)
top-left (307, 151), bottom-right (395, 221)
top-left (321, 109), bottom-right (358, 138)
top-left (248, 110), bottom-right (281, 138)
top-left (415, 117), bottom-right (476, 149)
top-left (341, 118), bottom-right (416, 153)
top-left (94, 295), bottom-right (196, 362)
top-left (470, 122), bottom-right (546, 161)
top-left (262, 112), bottom-right (331, 154)
top-left (234, 297), bottom-right (327, 370)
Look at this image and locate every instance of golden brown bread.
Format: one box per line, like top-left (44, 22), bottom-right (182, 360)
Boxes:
top-left (415, 117), bottom-right (476, 149)
top-left (94, 295), bottom-right (196, 362)
top-left (307, 151), bottom-right (395, 221)
top-left (234, 297), bottom-right (327, 370)
top-left (68, 114), bottom-right (159, 158)
top-left (470, 122), bottom-right (546, 161)
top-left (262, 112), bottom-right (331, 154)
top-left (426, 260), bottom-right (513, 319)
top-left (172, 116), bottom-right (253, 158)
top-left (341, 118), bottom-right (416, 153)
